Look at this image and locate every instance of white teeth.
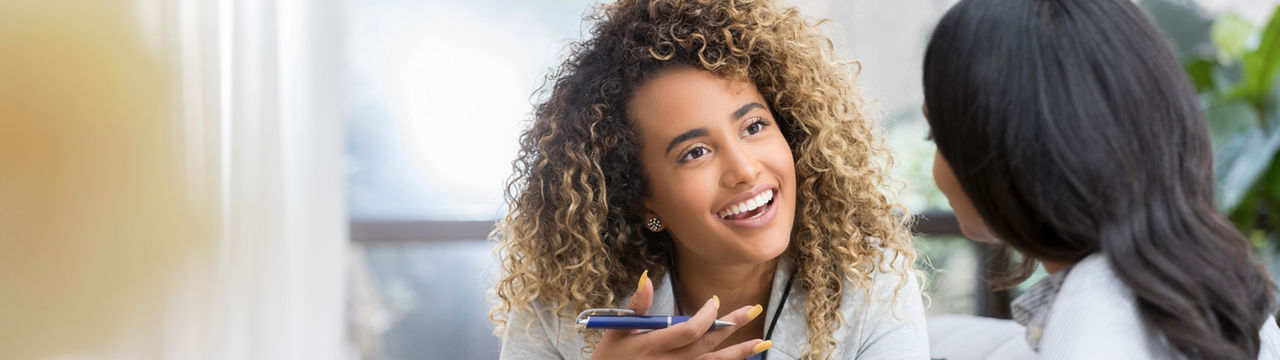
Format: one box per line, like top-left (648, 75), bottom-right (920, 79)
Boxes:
top-left (718, 190), bottom-right (775, 219)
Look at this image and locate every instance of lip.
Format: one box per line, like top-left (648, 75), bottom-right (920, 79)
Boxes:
top-left (717, 190), bottom-right (779, 230)
top-left (714, 184), bottom-right (780, 230)
top-left (714, 184), bottom-right (778, 215)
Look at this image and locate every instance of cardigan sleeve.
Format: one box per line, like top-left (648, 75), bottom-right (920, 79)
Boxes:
top-left (851, 255), bottom-right (931, 359)
top-left (499, 303), bottom-right (567, 360)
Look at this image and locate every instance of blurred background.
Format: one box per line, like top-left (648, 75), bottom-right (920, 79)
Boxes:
top-left (4, 0), bottom-right (1279, 359)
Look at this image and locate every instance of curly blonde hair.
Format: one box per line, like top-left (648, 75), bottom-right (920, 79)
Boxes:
top-left (491, 0), bottom-right (917, 358)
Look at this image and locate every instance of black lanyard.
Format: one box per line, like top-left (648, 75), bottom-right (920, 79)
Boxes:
top-left (670, 260), bottom-right (796, 360)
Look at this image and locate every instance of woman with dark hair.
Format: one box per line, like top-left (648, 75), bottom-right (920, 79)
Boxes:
top-left (924, 0), bottom-right (1280, 358)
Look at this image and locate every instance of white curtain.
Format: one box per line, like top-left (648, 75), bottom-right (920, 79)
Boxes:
top-left (133, 0), bottom-right (348, 359)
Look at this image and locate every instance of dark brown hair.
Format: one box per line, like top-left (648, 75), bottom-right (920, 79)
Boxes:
top-left (924, 0), bottom-right (1276, 357)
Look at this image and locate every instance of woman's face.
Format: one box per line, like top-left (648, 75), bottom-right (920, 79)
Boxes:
top-left (630, 68), bottom-right (796, 266)
top-left (928, 130), bottom-right (1000, 243)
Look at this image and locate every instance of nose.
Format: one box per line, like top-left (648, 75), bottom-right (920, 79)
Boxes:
top-left (719, 141), bottom-right (762, 188)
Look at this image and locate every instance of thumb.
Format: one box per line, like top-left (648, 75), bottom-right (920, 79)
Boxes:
top-left (625, 270), bottom-right (653, 316)
top-left (602, 270), bottom-right (655, 342)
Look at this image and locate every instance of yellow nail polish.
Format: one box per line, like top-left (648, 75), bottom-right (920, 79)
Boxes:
top-left (712, 295), bottom-right (720, 308)
top-left (637, 270), bottom-right (648, 293)
top-left (752, 340), bottom-right (772, 354)
top-left (747, 304), bottom-right (763, 321)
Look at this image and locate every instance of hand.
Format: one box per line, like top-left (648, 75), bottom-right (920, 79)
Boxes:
top-left (589, 271), bottom-right (772, 360)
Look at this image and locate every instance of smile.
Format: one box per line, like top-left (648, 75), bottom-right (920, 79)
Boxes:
top-left (717, 189), bottom-right (774, 219)
top-left (714, 186), bottom-right (780, 230)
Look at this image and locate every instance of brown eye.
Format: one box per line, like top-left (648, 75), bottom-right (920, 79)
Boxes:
top-left (741, 118), bottom-right (770, 137)
top-left (680, 146), bottom-right (709, 163)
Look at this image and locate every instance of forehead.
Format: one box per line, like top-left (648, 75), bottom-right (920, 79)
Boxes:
top-left (626, 68), bottom-right (763, 135)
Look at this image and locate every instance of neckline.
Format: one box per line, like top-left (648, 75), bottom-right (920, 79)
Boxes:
top-left (668, 256), bottom-right (795, 359)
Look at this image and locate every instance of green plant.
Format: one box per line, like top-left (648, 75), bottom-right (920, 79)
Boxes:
top-left (1147, 1), bottom-right (1280, 246)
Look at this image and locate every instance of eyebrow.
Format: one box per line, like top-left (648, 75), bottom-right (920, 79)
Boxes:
top-left (664, 128), bottom-right (709, 155)
top-left (663, 102), bottom-right (767, 155)
top-left (732, 102), bottom-right (765, 121)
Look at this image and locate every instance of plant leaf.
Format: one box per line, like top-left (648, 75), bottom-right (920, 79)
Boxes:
top-left (1234, 6), bottom-right (1280, 105)
top-left (1208, 99), bottom-right (1262, 148)
top-left (1216, 111), bottom-right (1280, 212)
top-left (1140, 0), bottom-right (1215, 59)
top-left (1186, 59), bottom-right (1216, 92)
top-left (1212, 13), bottom-right (1255, 59)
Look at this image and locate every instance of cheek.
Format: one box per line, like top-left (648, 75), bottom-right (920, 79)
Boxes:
top-left (649, 169), bottom-right (717, 221)
top-left (764, 138), bottom-right (797, 221)
top-left (931, 151), bottom-right (950, 193)
top-left (932, 151), bottom-right (999, 243)
top-left (932, 151), bottom-right (967, 204)
top-left (757, 139), bottom-right (797, 219)
top-left (765, 136), bottom-right (796, 181)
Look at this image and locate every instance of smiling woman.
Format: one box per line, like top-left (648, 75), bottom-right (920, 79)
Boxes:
top-left (630, 68), bottom-right (797, 270)
top-left (490, 0), bottom-right (927, 359)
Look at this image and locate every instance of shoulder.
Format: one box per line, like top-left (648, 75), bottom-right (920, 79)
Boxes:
top-left (1258, 316), bottom-right (1280, 360)
top-left (845, 249), bottom-right (922, 314)
top-left (498, 300), bottom-right (586, 359)
top-left (769, 249), bottom-right (928, 359)
top-left (1052, 254), bottom-right (1133, 316)
top-left (1039, 253), bottom-right (1164, 358)
top-left (838, 249), bottom-right (930, 359)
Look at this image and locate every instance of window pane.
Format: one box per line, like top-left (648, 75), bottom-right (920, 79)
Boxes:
top-left (343, 0), bottom-right (599, 221)
top-left (351, 240), bottom-right (499, 359)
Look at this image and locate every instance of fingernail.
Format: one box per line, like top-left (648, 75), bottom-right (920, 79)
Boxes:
top-left (711, 295), bottom-right (720, 308)
top-left (753, 340), bottom-right (772, 354)
top-left (747, 304), bottom-right (763, 321)
top-left (637, 270), bottom-right (648, 293)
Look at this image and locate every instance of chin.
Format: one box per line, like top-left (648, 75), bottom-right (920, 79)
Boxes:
top-left (708, 237), bottom-right (786, 266)
top-left (746, 232), bottom-right (791, 262)
top-left (959, 223), bottom-right (1000, 244)
top-left (758, 218), bottom-right (794, 258)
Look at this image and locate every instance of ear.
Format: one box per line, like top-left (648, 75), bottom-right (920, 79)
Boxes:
top-left (635, 201), bottom-right (659, 222)
top-left (637, 206), bottom-right (666, 233)
top-left (633, 197), bottom-right (665, 233)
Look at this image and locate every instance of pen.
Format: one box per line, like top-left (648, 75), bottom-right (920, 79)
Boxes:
top-left (578, 315), bottom-right (736, 330)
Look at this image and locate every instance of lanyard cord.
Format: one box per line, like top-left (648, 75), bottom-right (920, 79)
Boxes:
top-left (761, 273), bottom-right (794, 360)
top-left (670, 257), bottom-right (796, 360)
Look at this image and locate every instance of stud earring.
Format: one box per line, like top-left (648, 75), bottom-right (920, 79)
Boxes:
top-left (646, 217), bottom-right (664, 232)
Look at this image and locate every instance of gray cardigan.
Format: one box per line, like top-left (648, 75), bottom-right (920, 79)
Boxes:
top-left (499, 257), bottom-right (930, 359)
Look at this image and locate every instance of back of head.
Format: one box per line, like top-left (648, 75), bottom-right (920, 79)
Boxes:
top-left (923, 0), bottom-right (1275, 357)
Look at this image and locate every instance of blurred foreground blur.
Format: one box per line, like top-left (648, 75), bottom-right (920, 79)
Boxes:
top-left (0, 3), bottom-right (208, 358)
top-left (0, 1), bottom-right (346, 359)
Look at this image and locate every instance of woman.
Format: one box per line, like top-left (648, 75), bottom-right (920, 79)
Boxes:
top-left (923, 0), bottom-right (1280, 358)
top-left (491, 0), bottom-right (927, 359)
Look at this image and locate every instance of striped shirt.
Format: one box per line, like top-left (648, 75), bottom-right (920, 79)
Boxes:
top-left (1010, 266), bottom-right (1070, 352)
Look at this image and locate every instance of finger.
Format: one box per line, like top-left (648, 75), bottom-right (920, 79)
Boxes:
top-left (626, 270), bottom-right (653, 315)
top-left (696, 339), bottom-right (770, 360)
top-left (680, 304), bottom-right (759, 355)
top-left (603, 270), bottom-right (654, 342)
top-left (644, 295), bottom-right (720, 351)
